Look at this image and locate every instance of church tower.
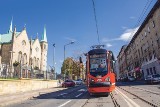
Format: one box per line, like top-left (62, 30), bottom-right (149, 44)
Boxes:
top-left (40, 26), bottom-right (48, 72)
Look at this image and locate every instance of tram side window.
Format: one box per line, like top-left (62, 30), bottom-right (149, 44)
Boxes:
top-left (110, 60), bottom-right (115, 73)
top-left (108, 52), bottom-right (115, 73)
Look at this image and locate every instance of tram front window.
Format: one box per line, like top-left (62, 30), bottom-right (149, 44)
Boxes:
top-left (89, 54), bottom-right (107, 76)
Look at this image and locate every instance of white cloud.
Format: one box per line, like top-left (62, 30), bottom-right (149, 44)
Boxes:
top-left (106, 43), bottom-right (112, 48)
top-left (102, 26), bottom-right (139, 42)
top-left (130, 16), bottom-right (136, 19)
top-left (118, 27), bottom-right (139, 41)
top-left (65, 37), bottom-right (76, 42)
top-left (121, 26), bottom-right (128, 30)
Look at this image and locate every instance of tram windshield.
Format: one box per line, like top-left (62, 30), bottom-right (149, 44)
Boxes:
top-left (89, 54), bottom-right (107, 73)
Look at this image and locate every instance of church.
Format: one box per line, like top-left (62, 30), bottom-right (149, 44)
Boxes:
top-left (0, 19), bottom-right (48, 78)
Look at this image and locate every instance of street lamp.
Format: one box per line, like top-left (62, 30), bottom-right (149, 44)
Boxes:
top-left (53, 43), bottom-right (56, 79)
top-left (64, 41), bottom-right (74, 80)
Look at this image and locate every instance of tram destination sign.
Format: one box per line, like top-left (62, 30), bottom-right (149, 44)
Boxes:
top-left (90, 54), bottom-right (106, 58)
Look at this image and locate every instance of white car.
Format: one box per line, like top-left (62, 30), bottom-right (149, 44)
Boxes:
top-left (74, 79), bottom-right (83, 85)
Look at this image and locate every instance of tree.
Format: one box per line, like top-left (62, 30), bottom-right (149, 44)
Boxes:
top-left (13, 61), bottom-right (20, 67)
top-left (61, 57), bottom-right (81, 79)
top-left (34, 66), bottom-right (39, 70)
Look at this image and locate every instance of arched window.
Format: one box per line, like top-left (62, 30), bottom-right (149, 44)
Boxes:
top-left (23, 53), bottom-right (27, 65)
top-left (22, 40), bottom-right (26, 46)
top-left (18, 51), bottom-right (22, 63)
top-left (33, 57), bottom-right (36, 67)
top-left (37, 58), bottom-right (39, 68)
top-left (29, 58), bottom-right (32, 65)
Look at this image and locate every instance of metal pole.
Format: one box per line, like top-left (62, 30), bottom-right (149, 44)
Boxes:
top-left (20, 61), bottom-right (22, 79)
top-left (64, 45), bottom-right (66, 80)
top-left (9, 51), bottom-right (15, 78)
top-left (63, 41), bottom-right (75, 80)
top-left (31, 64), bottom-right (33, 78)
top-left (53, 43), bottom-right (56, 79)
top-left (46, 70), bottom-right (47, 80)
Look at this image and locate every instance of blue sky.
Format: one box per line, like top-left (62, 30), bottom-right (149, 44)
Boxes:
top-left (0, 0), bottom-right (157, 74)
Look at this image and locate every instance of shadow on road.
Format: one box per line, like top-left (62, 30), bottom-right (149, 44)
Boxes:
top-left (32, 81), bottom-right (159, 100)
top-left (33, 85), bottom-right (110, 100)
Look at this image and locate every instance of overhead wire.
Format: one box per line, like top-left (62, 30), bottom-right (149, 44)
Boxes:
top-left (128, 0), bottom-right (154, 43)
top-left (91, 0), bottom-right (100, 45)
top-left (135, 0), bottom-right (154, 27)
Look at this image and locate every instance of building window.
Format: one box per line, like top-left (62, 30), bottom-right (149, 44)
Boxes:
top-left (151, 21), bottom-right (155, 28)
top-left (153, 50), bottom-right (156, 59)
top-left (141, 34), bottom-right (144, 40)
top-left (150, 68), bottom-right (153, 74)
top-left (144, 31), bottom-right (147, 37)
top-left (149, 53), bottom-right (152, 60)
top-left (153, 67), bottom-right (156, 74)
top-left (35, 47), bottom-right (39, 52)
top-left (147, 69), bottom-right (149, 75)
top-left (22, 40), bottom-right (26, 46)
top-left (145, 57), bottom-right (148, 62)
top-left (44, 44), bottom-right (46, 49)
top-left (147, 26), bottom-right (150, 33)
top-left (18, 51), bottom-right (22, 62)
top-left (156, 39), bottom-right (160, 48)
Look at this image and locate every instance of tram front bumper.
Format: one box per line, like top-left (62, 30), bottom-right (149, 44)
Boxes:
top-left (89, 82), bottom-right (111, 87)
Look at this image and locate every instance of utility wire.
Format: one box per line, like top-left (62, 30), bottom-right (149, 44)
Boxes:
top-left (128, 0), bottom-right (154, 43)
top-left (92, 0), bottom-right (100, 45)
top-left (135, 0), bottom-right (154, 27)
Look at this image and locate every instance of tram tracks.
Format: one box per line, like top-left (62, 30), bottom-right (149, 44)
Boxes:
top-left (81, 92), bottom-right (121, 107)
top-left (117, 86), bottom-right (159, 107)
top-left (129, 86), bottom-right (160, 95)
top-left (110, 92), bottom-right (120, 107)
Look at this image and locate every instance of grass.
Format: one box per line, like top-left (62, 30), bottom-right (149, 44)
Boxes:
top-left (0, 78), bottom-right (19, 81)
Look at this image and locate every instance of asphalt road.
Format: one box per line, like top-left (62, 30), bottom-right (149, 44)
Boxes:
top-left (7, 82), bottom-right (160, 107)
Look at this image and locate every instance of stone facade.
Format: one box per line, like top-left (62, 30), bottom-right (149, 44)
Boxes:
top-left (0, 22), bottom-right (48, 78)
top-left (117, 1), bottom-right (160, 79)
top-left (117, 45), bottom-right (127, 79)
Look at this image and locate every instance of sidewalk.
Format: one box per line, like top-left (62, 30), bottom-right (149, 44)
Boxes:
top-left (0, 87), bottom-right (65, 106)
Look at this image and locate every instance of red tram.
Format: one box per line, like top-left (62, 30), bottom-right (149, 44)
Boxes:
top-left (86, 45), bottom-right (116, 95)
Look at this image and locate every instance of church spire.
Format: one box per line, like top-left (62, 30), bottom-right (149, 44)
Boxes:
top-left (9, 17), bottom-right (13, 33)
top-left (41, 25), bottom-right (47, 42)
top-left (36, 33), bottom-right (38, 39)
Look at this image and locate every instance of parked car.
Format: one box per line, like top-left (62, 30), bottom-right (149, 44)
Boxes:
top-left (120, 77), bottom-right (128, 82)
top-left (74, 79), bottom-right (83, 85)
top-left (145, 74), bottom-right (160, 84)
top-left (62, 79), bottom-right (75, 87)
top-left (128, 76), bottom-right (135, 82)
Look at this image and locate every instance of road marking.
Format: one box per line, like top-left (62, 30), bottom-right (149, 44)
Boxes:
top-left (116, 88), bottom-right (140, 107)
top-left (78, 89), bottom-right (87, 92)
top-left (114, 89), bottom-right (119, 94)
top-left (115, 90), bottom-right (133, 107)
top-left (58, 93), bottom-right (67, 96)
top-left (58, 100), bottom-right (72, 107)
top-left (75, 93), bottom-right (83, 98)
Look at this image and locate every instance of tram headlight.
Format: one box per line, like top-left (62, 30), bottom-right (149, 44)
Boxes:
top-left (105, 77), bottom-right (110, 81)
top-left (89, 78), bottom-right (95, 82)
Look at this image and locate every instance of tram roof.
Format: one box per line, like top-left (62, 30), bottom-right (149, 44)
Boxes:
top-left (88, 49), bottom-right (107, 55)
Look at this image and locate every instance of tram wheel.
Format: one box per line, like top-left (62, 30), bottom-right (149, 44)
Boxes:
top-left (89, 93), bottom-right (93, 96)
top-left (106, 92), bottom-right (110, 97)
